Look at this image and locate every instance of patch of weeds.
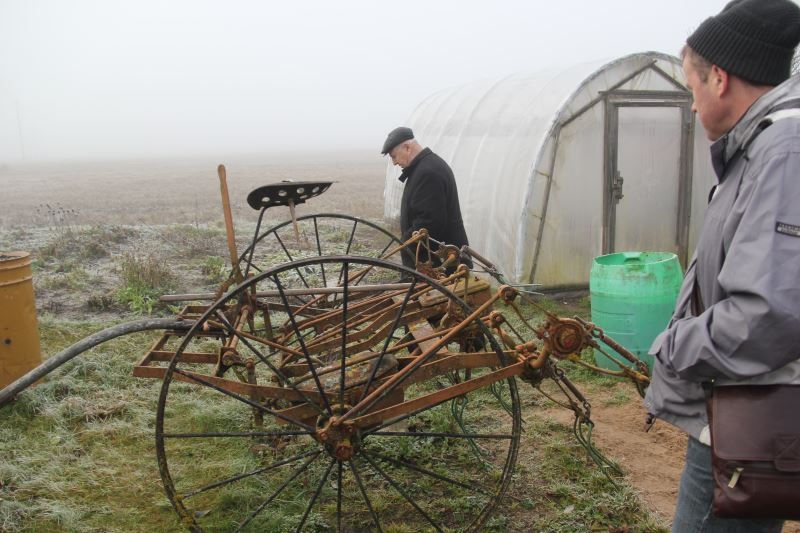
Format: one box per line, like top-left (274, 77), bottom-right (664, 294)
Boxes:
top-left (36, 225), bottom-right (136, 266)
top-left (115, 252), bottom-right (176, 314)
top-left (34, 203), bottom-right (79, 232)
top-left (605, 386), bottom-right (631, 406)
top-left (116, 285), bottom-right (160, 314)
top-left (37, 266), bottom-right (91, 291)
top-left (524, 295), bottom-right (562, 314)
top-left (38, 299), bottom-right (64, 316)
top-left (37, 232), bottom-right (79, 263)
top-left (29, 256), bottom-right (46, 272)
top-left (0, 498), bottom-right (29, 532)
top-left (158, 224), bottom-right (227, 257)
top-left (199, 255), bottom-right (228, 285)
top-left (85, 292), bottom-right (118, 312)
top-left (0, 228), bottom-right (30, 249)
top-left (82, 240), bottom-right (109, 259)
top-left (83, 225), bottom-right (136, 246)
top-left (118, 251), bottom-right (175, 290)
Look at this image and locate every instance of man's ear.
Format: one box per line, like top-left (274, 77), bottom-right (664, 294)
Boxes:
top-left (710, 65), bottom-right (730, 97)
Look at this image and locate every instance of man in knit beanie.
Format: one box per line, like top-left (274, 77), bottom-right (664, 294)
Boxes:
top-left (643, 0), bottom-right (800, 531)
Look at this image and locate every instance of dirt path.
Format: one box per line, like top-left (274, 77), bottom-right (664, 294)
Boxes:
top-left (545, 385), bottom-right (800, 532)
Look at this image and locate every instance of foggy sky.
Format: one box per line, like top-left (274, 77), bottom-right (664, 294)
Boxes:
top-left (0, 0), bottom-right (736, 162)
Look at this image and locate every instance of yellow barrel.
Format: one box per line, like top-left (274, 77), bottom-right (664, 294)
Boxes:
top-left (0, 252), bottom-right (42, 388)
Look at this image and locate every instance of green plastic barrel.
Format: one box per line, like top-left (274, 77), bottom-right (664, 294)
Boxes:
top-left (590, 251), bottom-right (682, 374)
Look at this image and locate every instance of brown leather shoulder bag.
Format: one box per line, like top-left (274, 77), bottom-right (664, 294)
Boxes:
top-left (708, 384), bottom-right (800, 519)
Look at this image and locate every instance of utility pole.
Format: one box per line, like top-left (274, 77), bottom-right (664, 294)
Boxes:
top-left (15, 99), bottom-right (25, 161)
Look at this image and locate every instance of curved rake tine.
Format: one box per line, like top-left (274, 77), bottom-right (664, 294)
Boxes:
top-left (361, 365), bottom-right (522, 437)
top-left (211, 309), bottom-right (328, 419)
top-left (171, 366), bottom-right (316, 431)
top-left (341, 292), bottom-right (502, 424)
top-left (358, 277), bottom-right (417, 404)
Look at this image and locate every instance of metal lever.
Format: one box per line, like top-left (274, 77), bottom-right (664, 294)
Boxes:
top-left (218, 164), bottom-right (244, 284)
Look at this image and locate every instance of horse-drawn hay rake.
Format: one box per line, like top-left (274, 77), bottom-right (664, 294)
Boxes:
top-left (1, 167), bottom-right (651, 532)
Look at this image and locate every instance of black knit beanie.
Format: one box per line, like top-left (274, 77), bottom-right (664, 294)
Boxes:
top-left (687, 0), bottom-right (800, 85)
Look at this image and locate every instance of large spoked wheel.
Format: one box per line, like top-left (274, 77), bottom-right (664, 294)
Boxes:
top-left (156, 256), bottom-right (521, 532)
top-left (238, 214), bottom-right (404, 278)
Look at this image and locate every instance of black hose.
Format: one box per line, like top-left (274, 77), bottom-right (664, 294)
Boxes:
top-left (0, 318), bottom-right (194, 407)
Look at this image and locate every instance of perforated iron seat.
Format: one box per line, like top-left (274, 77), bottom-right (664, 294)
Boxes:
top-left (246, 181), bottom-right (333, 211)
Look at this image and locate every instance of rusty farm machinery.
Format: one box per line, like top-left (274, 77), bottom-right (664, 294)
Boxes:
top-left (0, 166), bottom-right (651, 532)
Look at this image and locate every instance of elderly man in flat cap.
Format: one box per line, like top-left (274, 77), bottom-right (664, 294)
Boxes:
top-left (644, 0), bottom-right (800, 531)
top-left (382, 127), bottom-right (470, 273)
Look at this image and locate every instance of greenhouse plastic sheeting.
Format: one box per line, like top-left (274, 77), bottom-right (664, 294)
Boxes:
top-left (385, 52), bottom-right (715, 287)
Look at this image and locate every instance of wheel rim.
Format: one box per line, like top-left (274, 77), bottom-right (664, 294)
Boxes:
top-left (238, 214), bottom-right (404, 278)
top-left (156, 256), bottom-right (520, 532)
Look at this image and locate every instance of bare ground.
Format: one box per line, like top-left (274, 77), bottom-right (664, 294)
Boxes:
top-left (543, 385), bottom-right (686, 523)
top-left (2, 152), bottom-right (797, 532)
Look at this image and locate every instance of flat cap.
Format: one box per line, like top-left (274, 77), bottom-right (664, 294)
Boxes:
top-left (381, 126), bottom-right (414, 155)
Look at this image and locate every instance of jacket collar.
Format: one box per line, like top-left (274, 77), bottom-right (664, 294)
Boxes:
top-left (398, 147), bottom-right (432, 183)
top-left (710, 75), bottom-right (800, 180)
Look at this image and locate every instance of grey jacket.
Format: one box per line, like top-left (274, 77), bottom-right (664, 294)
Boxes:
top-left (644, 75), bottom-right (800, 439)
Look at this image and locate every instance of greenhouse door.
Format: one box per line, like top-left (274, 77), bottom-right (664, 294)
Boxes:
top-left (603, 92), bottom-right (693, 265)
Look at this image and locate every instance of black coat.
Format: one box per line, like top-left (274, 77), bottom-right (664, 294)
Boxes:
top-left (398, 148), bottom-right (470, 269)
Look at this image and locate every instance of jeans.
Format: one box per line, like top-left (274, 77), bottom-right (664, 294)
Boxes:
top-left (671, 436), bottom-right (784, 533)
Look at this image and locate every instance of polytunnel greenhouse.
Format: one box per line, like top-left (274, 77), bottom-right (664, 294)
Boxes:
top-left (384, 51), bottom-right (716, 288)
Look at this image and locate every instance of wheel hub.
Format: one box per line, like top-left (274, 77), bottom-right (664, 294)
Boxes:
top-left (316, 405), bottom-right (361, 461)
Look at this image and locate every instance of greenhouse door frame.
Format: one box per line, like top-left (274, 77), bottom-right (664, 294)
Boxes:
top-left (603, 90), bottom-right (694, 266)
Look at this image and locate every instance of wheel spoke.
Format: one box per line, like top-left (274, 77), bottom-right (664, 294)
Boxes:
top-left (295, 458), bottom-right (336, 532)
top-left (274, 274), bottom-right (333, 415)
top-left (210, 308), bottom-right (328, 419)
top-left (310, 217), bottom-right (328, 287)
top-left (358, 277), bottom-right (417, 404)
top-left (360, 452), bottom-right (442, 532)
top-left (163, 429), bottom-right (308, 439)
top-left (336, 461), bottom-right (343, 532)
top-left (363, 448), bottom-right (495, 497)
top-left (338, 261), bottom-right (349, 407)
top-left (156, 256), bottom-right (520, 532)
top-left (184, 449), bottom-right (321, 500)
top-left (243, 209), bottom-right (268, 278)
top-left (172, 366), bottom-right (316, 431)
top-left (235, 450), bottom-right (325, 532)
top-left (349, 458), bottom-right (383, 533)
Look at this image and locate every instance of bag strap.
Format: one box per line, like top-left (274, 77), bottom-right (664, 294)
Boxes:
top-left (693, 104), bottom-right (800, 317)
top-left (742, 102), bottom-right (800, 152)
